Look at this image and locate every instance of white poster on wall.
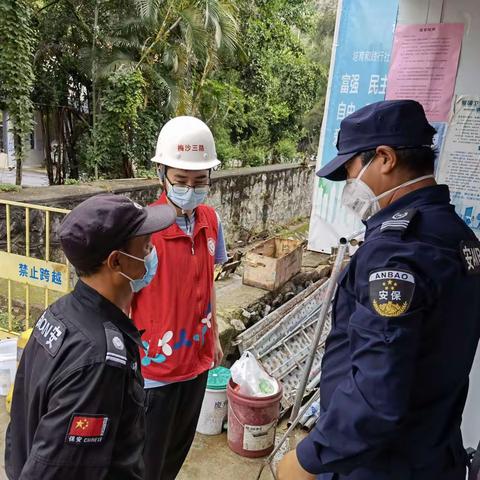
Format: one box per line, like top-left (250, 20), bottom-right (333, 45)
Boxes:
top-left (385, 23), bottom-right (464, 122)
top-left (437, 95), bottom-right (480, 239)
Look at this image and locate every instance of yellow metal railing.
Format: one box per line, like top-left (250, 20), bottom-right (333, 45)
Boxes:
top-left (0, 199), bottom-right (71, 334)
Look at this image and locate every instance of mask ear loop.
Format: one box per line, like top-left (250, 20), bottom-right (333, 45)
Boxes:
top-left (354, 155), bottom-right (377, 183)
top-left (375, 174), bottom-right (436, 202)
top-left (117, 250), bottom-right (148, 283)
top-left (161, 168), bottom-right (184, 212)
top-left (156, 164), bottom-right (166, 181)
top-left (118, 250), bottom-right (146, 263)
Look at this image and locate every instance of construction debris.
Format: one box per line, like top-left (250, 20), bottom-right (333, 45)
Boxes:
top-left (235, 277), bottom-right (331, 412)
top-left (243, 237), bottom-right (304, 291)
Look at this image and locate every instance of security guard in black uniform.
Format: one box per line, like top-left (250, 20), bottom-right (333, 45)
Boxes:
top-left (5, 194), bottom-right (176, 479)
top-left (278, 100), bottom-right (480, 480)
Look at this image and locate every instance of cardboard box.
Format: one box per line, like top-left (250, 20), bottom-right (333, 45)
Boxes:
top-left (243, 237), bottom-right (303, 291)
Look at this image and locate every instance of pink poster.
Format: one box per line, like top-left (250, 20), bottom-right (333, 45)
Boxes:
top-left (386, 23), bottom-right (464, 122)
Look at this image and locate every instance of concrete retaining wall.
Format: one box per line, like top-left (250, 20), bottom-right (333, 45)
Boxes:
top-left (0, 163), bottom-right (315, 259)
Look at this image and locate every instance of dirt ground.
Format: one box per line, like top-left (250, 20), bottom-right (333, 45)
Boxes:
top-left (179, 421), bottom-right (306, 480)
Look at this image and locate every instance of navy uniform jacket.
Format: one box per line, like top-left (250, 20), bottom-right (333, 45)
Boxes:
top-left (297, 185), bottom-right (480, 480)
top-left (5, 280), bottom-right (145, 480)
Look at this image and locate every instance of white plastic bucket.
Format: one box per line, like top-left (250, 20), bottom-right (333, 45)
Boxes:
top-left (0, 338), bottom-right (18, 396)
top-left (0, 338), bottom-right (17, 356)
top-left (196, 367), bottom-right (231, 435)
top-left (197, 388), bottom-right (228, 435)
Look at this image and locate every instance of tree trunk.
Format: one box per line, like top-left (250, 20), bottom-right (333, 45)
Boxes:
top-left (123, 124), bottom-right (134, 178)
top-left (15, 134), bottom-right (22, 186)
top-left (15, 157), bottom-right (22, 186)
top-left (57, 107), bottom-right (65, 185)
top-left (53, 109), bottom-right (61, 184)
top-left (65, 110), bottom-right (79, 179)
top-left (40, 108), bottom-right (54, 185)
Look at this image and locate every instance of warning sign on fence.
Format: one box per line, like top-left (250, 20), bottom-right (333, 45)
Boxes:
top-left (0, 251), bottom-right (69, 293)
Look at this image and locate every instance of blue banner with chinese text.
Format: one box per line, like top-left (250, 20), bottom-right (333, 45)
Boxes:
top-left (320, 0), bottom-right (399, 167)
top-left (309, 0), bottom-right (398, 252)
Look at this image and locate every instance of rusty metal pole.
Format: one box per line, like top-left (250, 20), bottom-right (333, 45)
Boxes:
top-left (288, 230), bottom-right (363, 424)
top-left (255, 390), bottom-right (321, 480)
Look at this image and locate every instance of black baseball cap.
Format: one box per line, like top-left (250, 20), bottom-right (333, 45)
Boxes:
top-left (59, 194), bottom-right (176, 270)
top-left (317, 100), bottom-right (437, 181)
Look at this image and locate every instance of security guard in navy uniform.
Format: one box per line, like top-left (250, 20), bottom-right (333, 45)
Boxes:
top-left (278, 100), bottom-right (480, 480)
top-left (5, 194), bottom-right (176, 479)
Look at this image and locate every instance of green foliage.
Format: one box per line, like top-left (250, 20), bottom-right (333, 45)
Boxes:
top-left (2, 0), bottom-right (335, 183)
top-left (203, 0), bottom-right (334, 166)
top-left (134, 167), bottom-right (158, 179)
top-left (64, 179), bottom-right (81, 185)
top-left (0, 184), bottom-right (21, 192)
top-left (82, 68), bottom-right (146, 178)
top-left (300, 6), bottom-right (336, 150)
top-left (0, 0), bottom-right (35, 185)
top-left (274, 138), bottom-right (298, 162)
top-left (242, 146), bottom-right (268, 167)
top-left (0, 309), bottom-right (26, 332)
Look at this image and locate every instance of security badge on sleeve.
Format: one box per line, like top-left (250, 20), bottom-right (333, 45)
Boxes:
top-left (33, 309), bottom-right (66, 356)
top-left (369, 270), bottom-right (415, 317)
top-left (460, 241), bottom-right (480, 275)
top-left (65, 414), bottom-right (109, 445)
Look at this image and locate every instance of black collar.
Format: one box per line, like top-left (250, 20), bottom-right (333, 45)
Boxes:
top-left (72, 280), bottom-right (143, 349)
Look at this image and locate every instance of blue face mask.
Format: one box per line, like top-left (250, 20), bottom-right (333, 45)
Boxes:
top-left (166, 180), bottom-right (208, 212)
top-left (118, 247), bottom-right (158, 293)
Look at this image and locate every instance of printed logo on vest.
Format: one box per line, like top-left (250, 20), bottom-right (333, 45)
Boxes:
top-left (207, 237), bottom-right (216, 256)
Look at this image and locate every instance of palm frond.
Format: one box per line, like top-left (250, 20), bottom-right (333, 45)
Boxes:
top-left (142, 65), bottom-right (174, 107)
top-left (216, 7), bottom-right (240, 53)
top-left (108, 36), bottom-right (144, 51)
top-left (178, 7), bottom-right (208, 59)
top-left (134, 0), bottom-right (163, 19)
top-left (98, 51), bottom-right (137, 78)
top-left (202, 0), bottom-right (240, 53)
top-left (175, 84), bottom-right (193, 116)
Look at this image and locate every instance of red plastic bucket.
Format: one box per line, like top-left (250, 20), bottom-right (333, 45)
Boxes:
top-left (227, 378), bottom-right (283, 458)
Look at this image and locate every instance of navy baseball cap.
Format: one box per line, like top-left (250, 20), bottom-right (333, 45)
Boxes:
top-left (317, 100), bottom-right (437, 181)
top-left (59, 194), bottom-right (176, 270)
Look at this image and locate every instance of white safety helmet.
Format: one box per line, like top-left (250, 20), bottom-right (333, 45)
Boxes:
top-left (151, 116), bottom-right (221, 171)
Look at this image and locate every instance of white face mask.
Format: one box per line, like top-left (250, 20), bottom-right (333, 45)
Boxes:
top-left (341, 157), bottom-right (435, 220)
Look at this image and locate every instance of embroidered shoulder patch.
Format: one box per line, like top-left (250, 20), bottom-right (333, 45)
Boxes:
top-left (33, 310), bottom-right (66, 357)
top-left (104, 322), bottom-right (127, 368)
top-left (460, 241), bottom-right (480, 275)
top-left (380, 208), bottom-right (417, 233)
top-left (65, 414), bottom-right (109, 445)
top-left (369, 270), bottom-right (415, 317)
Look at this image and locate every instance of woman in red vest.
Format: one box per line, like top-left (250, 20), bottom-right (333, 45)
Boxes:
top-left (131, 116), bottom-right (228, 480)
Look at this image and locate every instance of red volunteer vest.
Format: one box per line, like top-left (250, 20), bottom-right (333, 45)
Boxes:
top-left (131, 193), bottom-right (218, 382)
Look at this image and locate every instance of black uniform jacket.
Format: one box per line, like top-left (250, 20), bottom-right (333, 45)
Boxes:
top-left (5, 280), bottom-right (145, 480)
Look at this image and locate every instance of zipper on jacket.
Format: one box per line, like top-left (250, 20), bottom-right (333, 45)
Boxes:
top-left (184, 214), bottom-right (195, 255)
